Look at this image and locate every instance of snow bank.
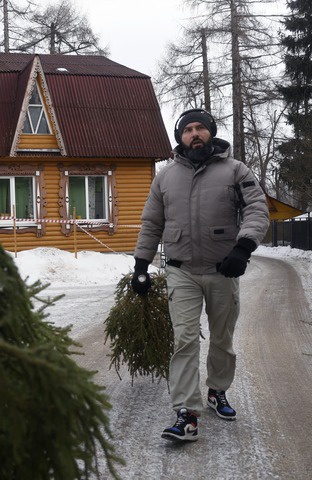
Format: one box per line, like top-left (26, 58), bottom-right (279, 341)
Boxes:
top-left (8, 247), bottom-right (136, 286)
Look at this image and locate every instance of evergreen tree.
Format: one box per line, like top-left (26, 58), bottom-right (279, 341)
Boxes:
top-left (278, 0), bottom-right (312, 210)
top-left (0, 246), bottom-right (124, 480)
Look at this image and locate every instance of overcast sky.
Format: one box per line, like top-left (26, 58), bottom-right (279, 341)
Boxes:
top-left (75, 0), bottom-right (187, 75)
top-left (71, 0), bottom-right (191, 144)
top-left (35, 0), bottom-right (191, 145)
top-left (71, 0), bottom-right (287, 145)
top-left (38, 0), bottom-right (287, 146)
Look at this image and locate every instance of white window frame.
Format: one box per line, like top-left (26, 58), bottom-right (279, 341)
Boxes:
top-left (23, 82), bottom-right (52, 135)
top-left (68, 175), bottom-right (109, 222)
top-left (0, 176), bottom-right (37, 226)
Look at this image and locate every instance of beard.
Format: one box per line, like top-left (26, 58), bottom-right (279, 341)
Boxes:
top-left (183, 140), bottom-right (214, 164)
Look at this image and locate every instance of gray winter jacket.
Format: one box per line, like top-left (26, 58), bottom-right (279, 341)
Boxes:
top-left (134, 138), bottom-right (270, 274)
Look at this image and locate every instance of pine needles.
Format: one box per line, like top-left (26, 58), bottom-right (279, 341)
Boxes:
top-left (0, 246), bottom-right (124, 480)
top-left (104, 272), bottom-right (174, 384)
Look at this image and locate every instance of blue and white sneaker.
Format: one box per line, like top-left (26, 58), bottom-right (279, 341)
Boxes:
top-left (207, 389), bottom-right (236, 420)
top-left (161, 408), bottom-right (198, 441)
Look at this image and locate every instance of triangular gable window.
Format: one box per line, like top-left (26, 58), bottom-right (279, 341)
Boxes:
top-left (23, 83), bottom-right (50, 134)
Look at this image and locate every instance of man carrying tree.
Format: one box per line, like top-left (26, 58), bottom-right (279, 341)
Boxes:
top-left (131, 109), bottom-right (269, 441)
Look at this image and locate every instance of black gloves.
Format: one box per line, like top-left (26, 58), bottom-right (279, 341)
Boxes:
top-left (217, 238), bottom-right (257, 278)
top-left (131, 258), bottom-right (152, 295)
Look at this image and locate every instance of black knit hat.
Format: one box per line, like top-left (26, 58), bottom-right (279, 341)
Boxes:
top-left (174, 109), bottom-right (217, 144)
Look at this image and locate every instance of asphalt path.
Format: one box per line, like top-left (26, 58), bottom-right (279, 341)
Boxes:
top-left (49, 256), bottom-right (312, 480)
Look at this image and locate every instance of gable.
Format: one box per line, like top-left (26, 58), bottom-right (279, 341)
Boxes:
top-left (13, 74), bottom-right (63, 154)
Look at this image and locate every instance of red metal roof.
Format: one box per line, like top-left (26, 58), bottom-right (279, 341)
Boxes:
top-left (0, 72), bottom-right (18, 154)
top-left (0, 53), bottom-right (172, 159)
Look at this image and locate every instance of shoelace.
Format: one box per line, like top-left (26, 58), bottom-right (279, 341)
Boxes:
top-left (174, 414), bottom-right (188, 426)
top-left (216, 392), bottom-right (228, 406)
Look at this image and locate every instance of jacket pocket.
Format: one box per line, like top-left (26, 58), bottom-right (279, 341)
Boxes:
top-left (209, 225), bottom-right (239, 241)
top-left (162, 226), bottom-right (182, 243)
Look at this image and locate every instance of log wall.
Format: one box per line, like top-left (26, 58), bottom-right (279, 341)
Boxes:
top-left (0, 156), bottom-right (154, 254)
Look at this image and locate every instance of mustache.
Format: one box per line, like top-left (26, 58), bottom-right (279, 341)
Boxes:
top-left (191, 138), bottom-right (204, 148)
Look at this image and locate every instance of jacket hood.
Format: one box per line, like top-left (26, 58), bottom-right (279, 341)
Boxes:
top-left (173, 137), bottom-right (232, 164)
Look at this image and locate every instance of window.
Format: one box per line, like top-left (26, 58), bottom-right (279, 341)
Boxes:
top-left (69, 176), bottom-right (108, 220)
top-left (23, 83), bottom-right (50, 134)
top-left (0, 165), bottom-right (46, 236)
top-left (58, 163), bottom-right (117, 236)
top-left (0, 176), bottom-right (35, 220)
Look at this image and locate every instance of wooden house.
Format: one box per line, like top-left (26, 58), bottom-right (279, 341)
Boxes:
top-left (0, 53), bottom-right (172, 253)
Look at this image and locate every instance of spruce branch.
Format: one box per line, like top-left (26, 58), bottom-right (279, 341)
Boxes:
top-left (0, 246), bottom-right (124, 480)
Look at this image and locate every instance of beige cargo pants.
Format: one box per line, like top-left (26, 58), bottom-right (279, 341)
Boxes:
top-left (166, 265), bottom-right (240, 415)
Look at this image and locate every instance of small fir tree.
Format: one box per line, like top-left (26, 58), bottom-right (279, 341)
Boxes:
top-left (104, 272), bottom-right (173, 384)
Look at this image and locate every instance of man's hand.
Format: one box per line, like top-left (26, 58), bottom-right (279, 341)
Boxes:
top-left (217, 238), bottom-right (257, 278)
top-left (131, 258), bottom-right (152, 295)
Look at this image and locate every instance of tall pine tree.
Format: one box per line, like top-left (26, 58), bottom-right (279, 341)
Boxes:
top-left (278, 0), bottom-right (312, 210)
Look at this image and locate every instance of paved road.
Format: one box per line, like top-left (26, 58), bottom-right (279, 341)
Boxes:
top-left (69, 256), bottom-right (312, 480)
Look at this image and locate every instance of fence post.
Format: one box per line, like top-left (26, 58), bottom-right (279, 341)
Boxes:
top-left (73, 207), bottom-right (77, 259)
top-left (272, 220), bottom-right (277, 247)
top-left (13, 205), bottom-right (17, 258)
top-left (291, 218), bottom-right (295, 248)
top-left (281, 220), bottom-right (284, 246)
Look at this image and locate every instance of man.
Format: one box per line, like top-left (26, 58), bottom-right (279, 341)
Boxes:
top-left (131, 109), bottom-right (269, 442)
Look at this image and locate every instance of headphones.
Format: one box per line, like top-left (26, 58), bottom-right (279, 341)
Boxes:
top-left (174, 108), bottom-right (217, 143)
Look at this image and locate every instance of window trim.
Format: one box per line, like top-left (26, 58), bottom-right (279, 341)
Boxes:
top-left (0, 176), bottom-right (36, 224)
top-left (0, 164), bottom-right (46, 237)
top-left (23, 82), bottom-right (52, 135)
top-left (58, 162), bottom-right (117, 236)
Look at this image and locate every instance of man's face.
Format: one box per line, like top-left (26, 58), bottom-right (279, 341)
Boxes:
top-left (181, 122), bottom-right (211, 149)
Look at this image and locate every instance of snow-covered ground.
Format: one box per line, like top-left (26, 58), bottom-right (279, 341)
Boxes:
top-left (8, 247), bottom-right (158, 338)
top-left (257, 245), bottom-right (312, 313)
top-left (7, 245), bottom-right (312, 479)
top-left (10, 247), bottom-right (138, 288)
top-left (10, 244), bottom-right (312, 326)
top-left (6, 243), bottom-right (312, 346)
top-left (10, 244), bottom-right (312, 292)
